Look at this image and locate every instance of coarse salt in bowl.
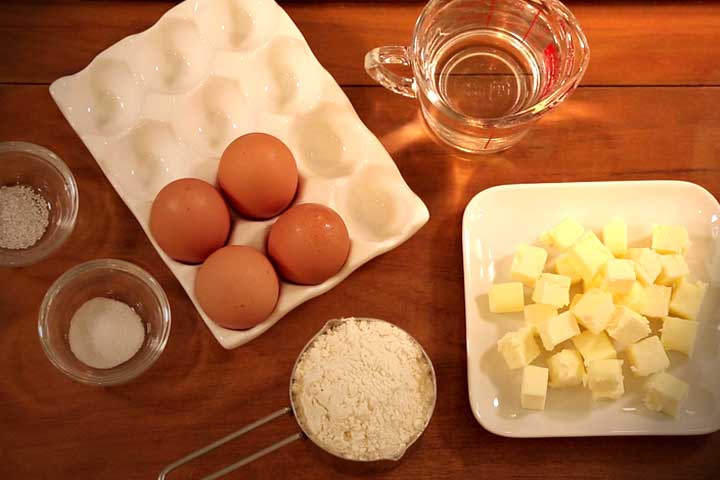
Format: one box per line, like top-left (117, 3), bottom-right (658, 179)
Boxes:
top-left (0, 142), bottom-right (78, 267)
top-left (38, 259), bottom-right (171, 386)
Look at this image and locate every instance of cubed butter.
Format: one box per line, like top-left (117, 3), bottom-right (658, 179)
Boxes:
top-left (583, 269), bottom-right (606, 293)
top-left (548, 349), bottom-right (586, 388)
top-left (652, 224), bottom-right (690, 254)
top-left (661, 316), bottom-right (698, 357)
top-left (669, 279), bottom-right (707, 320)
top-left (511, 244), bottom-right (548, 287)
top-left (627, 248), bottom-right (662, 285)
top-left (572, 330), bottom-right (617, 365)
top-left (521, 365), bottom-right (549, 410)
top-left (586, 359), bottom-right (625, 401)
top-left (656, 254), bottom-right (690, 286)
top-left (571, 288), bottom-right (615, 334)
top-left (614, 281), bottom-right (645, 313)
top-left (605, 258), bottom-right (636, 294)
top-left (606, 306), bottom-right (651, 348)
top-left (523, 304), bottom-right (557, 333)
top-left (638, 284), bottom-right (672, 318)
top-left (567, 231), bottom-right (613, 283)
top-left (603, 217), bottom-right (628, 256)
top-left (570, 293), bottom-right (583, 309)
top-left (555, 253), bottom-right (582, 284)
top-left (531, 273), bottom-right (571, 308)
top-left (626, 336), bottom-right (670, 376)
top-left (497, 327), bottom-right (540, 370)
top-left (643, 372), bottom-right (689, 417)
top-left (537, 311), bottom-right (581, 351)
top-left (488, 282), bottom-right (525, 313)
top-left (539, 217), bottom-right (585, 251)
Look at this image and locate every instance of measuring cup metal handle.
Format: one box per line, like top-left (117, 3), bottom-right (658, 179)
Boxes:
top-left (158, 407), bottom-right (303, 480)
top-left (364, 45), bottom-right (417, 98)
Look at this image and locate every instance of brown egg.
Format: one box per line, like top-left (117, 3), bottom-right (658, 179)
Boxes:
top-left (150, 178), bottom-right (230, 263)
top-left (218, 133), bottom-right (298, 219)
top-left (267, 203), bottom-right (351, 285)
top-left (195, 245), bottom-right (279, 330)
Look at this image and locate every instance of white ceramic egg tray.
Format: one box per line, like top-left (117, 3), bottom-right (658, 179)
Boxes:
top-left (50, 0), bottom-right (429, 349)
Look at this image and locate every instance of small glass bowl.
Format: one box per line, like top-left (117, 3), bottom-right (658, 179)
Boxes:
top-left (38, 259), bottom-right (171, 386)
top-left (0, 141), bottom-right (79, 267)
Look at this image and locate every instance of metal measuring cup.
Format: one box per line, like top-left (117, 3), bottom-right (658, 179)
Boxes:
top-left (158, 318), bottom-right (437, 479)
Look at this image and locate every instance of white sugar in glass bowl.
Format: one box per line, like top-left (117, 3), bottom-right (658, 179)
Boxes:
top-left (38, 259), bottom-right (171, 386)
top-left (0, 142), bottom-right (78, 267)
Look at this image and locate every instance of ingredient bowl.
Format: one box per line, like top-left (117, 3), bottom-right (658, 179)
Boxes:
top-left (0, 141), bottom-right (78, 267)
top-left (38, 259), bottom-right (171, 386)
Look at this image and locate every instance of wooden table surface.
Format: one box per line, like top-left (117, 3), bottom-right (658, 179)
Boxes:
top-left (1, 1), bottom-right (719, 478)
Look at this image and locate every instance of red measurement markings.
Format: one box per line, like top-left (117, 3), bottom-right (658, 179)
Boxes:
top-left (484, 128), bottom-right (495, 150)
top-left (486, 0), bottom-right (496, 25)
top-left (540, 43), bottom-right (559, 98)
top-left (522, 6), bottom-right (542, 41)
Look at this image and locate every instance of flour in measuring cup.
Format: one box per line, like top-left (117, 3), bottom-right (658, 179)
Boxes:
top-left (291, 319), bottom-right (435, 461)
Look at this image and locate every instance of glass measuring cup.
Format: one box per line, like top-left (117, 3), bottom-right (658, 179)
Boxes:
top-left (365, 0), bottom-right (589, 153)
top-left (158, 318), bottom-right (437, 479)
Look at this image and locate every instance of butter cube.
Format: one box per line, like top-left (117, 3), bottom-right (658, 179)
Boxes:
top-left (669, 279), bottom-right (707, 320)
top-left (614, 281), bottom-right (645, 312)
top-left (638, 284), bottom-right (671, 318)
top-left (603, 217), bottom-right (628, 256)
top-left (628, 248), bottom-right (662, 285)
top-left (548, 349), bottom-right (586, 388)
top-left (643, 372), bottom-right (689, 417)
top-left (571, 288), bottom-right (615, 334)
top-left (539, 217), bottom-right (584, 251)
top-left (521, 365), bottom-right (549, 410)
top-left (626, 336), bottom-right (670, 376)
top-left (555, 253), bottom-right (582, 284)
top-left (583, 270), bottom-right (606, 293)
top-left (572, 330), bottom-right (617, 365)
top-left (605, 258), bottom-right (636, 294)
top-left (567, 231), bottom-right (612, 283)
top-left (570, 293), bottom-right (583, 309)
top-left (656, 254), bottom-right (690, 286)
top-left (511, 244), bottom-right (548, 287)
top-left (531, 273), bottom-right (571, 308)
top-left (586, 359), bottom-right (625, 401)
top-left (523, 304), bottom-right (557, 333)
top-left (607, 306), bottom-right (651, 348)
top-left (537, 311), bottom-right (581, 351)
top-left (661, 316), bottom-right (698, 357)
top-left (497, 327), bottom-right (540, 370)
top-left (488, 282), bottom-right (525, 313)
top-left (652, 224), bottom-right (690, 254)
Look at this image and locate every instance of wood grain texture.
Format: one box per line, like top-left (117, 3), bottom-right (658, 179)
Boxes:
top-left (2, 1), bottom-right (720, 479)
top-left (0, 1), bottom-right (719, 86)
top-left (1, 83), bottom-right (719, 479)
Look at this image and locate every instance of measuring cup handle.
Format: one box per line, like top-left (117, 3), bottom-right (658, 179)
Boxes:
top-left (158, 407), bottom-right (303, 480)
top-left (364, 45), bottom-right (417, 98)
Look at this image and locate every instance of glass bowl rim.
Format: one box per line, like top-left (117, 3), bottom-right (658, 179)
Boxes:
top-left (37, 258), bottom-right (172, 386)
top-left (0, 141), bottom-right (79, 267)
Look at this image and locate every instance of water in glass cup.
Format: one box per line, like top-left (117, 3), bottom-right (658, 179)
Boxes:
top-left (431, 29), bottom-right (541, 120)
top-left (365, 0), bottom-right (589, 153)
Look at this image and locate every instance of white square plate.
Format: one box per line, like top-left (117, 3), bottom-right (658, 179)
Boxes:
top-left (463, 180), bottom-right (720, 437)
